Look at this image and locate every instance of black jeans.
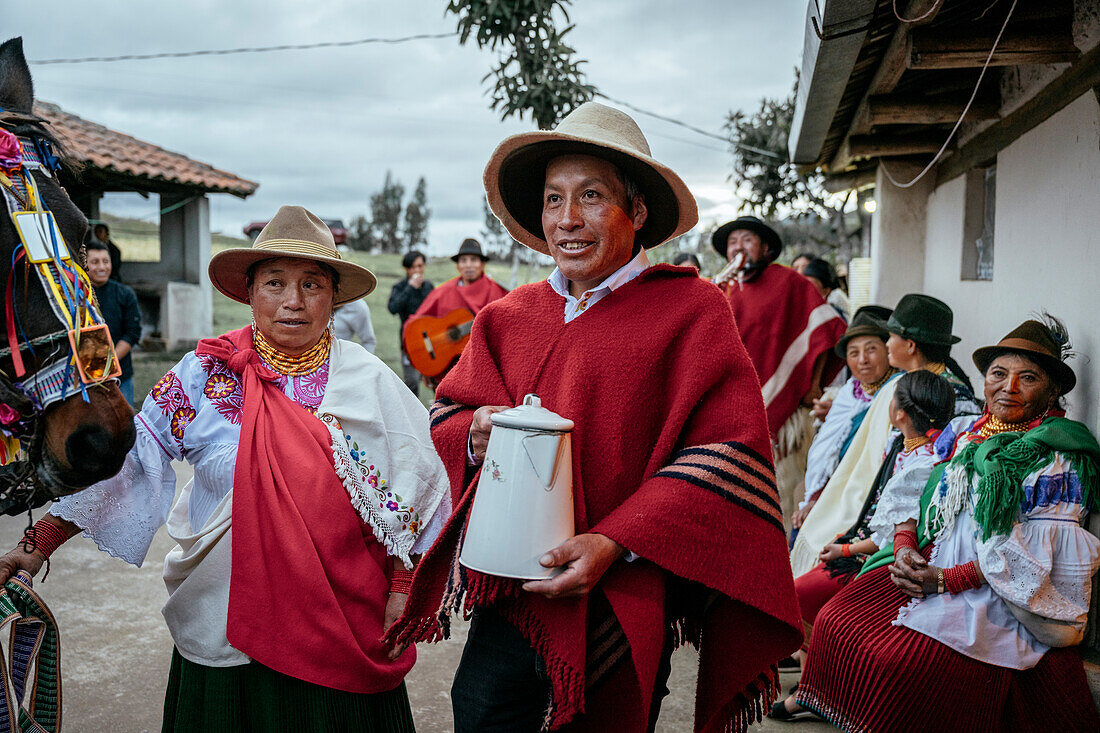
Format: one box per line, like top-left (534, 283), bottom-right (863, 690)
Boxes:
top-left (451, 608), bottom-right (674, 733)
top-left (451, 608), bottom-right (551, 733)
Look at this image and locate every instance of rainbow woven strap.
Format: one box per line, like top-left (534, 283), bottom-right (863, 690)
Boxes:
top-left (0, 572), bottom-right (61, 733)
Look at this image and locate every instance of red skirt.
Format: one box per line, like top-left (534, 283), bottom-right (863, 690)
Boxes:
top-left (797, 565), bottom-right (1100, 732)
top-left (793, 563), bottom-right (848, 652)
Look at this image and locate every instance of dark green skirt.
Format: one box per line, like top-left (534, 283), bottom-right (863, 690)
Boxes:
top-left (162, 650), bottom-right (415, 732)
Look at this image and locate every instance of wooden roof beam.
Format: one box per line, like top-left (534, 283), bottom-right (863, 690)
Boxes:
top-left (847, 134), bottom-right (946, 158)
top-left (826, 0), bottom-right (942, 172)
top-left (909, 28), bottom-right (1079, 69)
top-left (867, 95), bottom-right (999, 125)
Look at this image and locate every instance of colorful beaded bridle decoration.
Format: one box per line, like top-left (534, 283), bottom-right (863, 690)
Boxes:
top-left (0, 114), bottom-right (121, 514)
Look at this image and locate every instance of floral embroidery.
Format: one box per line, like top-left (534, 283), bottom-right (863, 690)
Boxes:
top-left (292, 361), bottom-right (328, 409)
top-left (198, 355), bottom-right (244, 425)
top-left (150, 371), bottom-right (194, 447)
top-left (487, 459), bottom-right (503, 482)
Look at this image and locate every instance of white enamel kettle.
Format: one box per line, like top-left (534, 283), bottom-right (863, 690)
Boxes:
top-left (459, 394), bottom-right (575, 580)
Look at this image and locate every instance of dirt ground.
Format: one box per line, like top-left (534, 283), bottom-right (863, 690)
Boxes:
top-left (0, 461), bottom-right (829, 732)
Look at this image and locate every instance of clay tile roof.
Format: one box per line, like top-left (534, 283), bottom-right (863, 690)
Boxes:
top-left (32, 101), bottom-right (258, 198)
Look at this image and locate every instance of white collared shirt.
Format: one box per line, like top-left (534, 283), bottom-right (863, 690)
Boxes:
top-left (547, 248), bottom-right (651, 322)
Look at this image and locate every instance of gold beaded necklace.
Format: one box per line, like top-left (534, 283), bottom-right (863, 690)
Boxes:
top-left (903, 435), bottom-right (931, 452)
top-left (978, 413), bottom-right (1031, 438)
top-left (253, 327), bottom-right (331, 376)
top-left (860, 367), bottom-right (898, 397)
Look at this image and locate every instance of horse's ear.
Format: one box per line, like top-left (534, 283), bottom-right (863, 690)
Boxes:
top-left (0, 37), bottom-right (35, 114)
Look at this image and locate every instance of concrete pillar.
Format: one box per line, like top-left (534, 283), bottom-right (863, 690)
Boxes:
top-left (869, 162), bottom-right (934, 306)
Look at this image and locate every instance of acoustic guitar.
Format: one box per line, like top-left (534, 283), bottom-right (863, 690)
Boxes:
top-left (403, 308), bottom-right (475, 378)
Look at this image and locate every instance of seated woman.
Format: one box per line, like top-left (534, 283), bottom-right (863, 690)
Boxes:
top-left (790, 317), bottom-right (1100, 731)
top-left (793, 306), bottom-right (896, 532)
top-left (773, 369), bottom-right (954, 713)
top-left (791, 293), bottom-right (980, 576)
top-left (0, 206), bottom-right (452, 731)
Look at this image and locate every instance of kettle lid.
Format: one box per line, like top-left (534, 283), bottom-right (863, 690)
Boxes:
top-left (490, 394), bottom-right (574, 432)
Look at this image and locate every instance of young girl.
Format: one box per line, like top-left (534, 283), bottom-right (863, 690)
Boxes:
top-left (773, 370), bottom-right (956, 720)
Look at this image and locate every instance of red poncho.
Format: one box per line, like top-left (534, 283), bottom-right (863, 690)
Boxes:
top-left (411, 274), bottom-right (508, 320)
top-left (388, 266), bottom-right (801, 732)
top-left (722, 264), bottom-right (846, 437)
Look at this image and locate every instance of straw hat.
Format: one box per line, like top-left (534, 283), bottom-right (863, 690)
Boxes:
top-left (483, 102), bottom-right (698, 255)
top-left (208, 206), bottom-right (376, 306)
top-left (972, 320), bottom-right (1076, 395)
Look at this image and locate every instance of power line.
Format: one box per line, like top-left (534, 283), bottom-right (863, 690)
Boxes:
top-left (595, 92), bottom-right (785, 160)
top-left (31, 33), bottom-right (457, 65)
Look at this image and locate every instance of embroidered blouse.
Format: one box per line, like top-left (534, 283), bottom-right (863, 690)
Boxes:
top-left (893, 415), bottom-right (1100, 669)
top-left (866, 440), bottom-right (940, 549)
top-left (51, 349), bottom-right (448, 566)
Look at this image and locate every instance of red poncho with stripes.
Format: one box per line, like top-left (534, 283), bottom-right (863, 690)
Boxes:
top-left (387, 265), bottom-right (802, 732)
top-left (722, 264), bottom-right (846, 438)
top-left (410, 274), bottom-right (508, 321)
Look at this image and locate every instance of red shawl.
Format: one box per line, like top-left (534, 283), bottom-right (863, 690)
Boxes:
top-left (387, 267), bottom-right (802, 731)
top-left (722, 264), bottom-right (846, 438)
top-left (411, 274), bottom-right (508, 321)
top-left (195, 327), bottom-right (412, 693)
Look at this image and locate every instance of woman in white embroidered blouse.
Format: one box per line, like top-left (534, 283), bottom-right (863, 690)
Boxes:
top-left (0, 206), bottom-right (450, 732)
top-left (790, 317), bottom-right (1100, 732)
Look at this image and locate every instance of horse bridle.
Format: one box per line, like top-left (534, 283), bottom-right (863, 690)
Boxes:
top-left (0, 122), bottom-right (120, 515)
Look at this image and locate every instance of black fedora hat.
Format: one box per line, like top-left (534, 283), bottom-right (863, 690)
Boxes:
top-left (973, 320), bottom-right (1076, 395)
top-left (870, 293), bottom-right (961, 346)
top-left (451, 238), bottom-right (490, 262)
top-left (834, 305), bottom-right (892, 357)
top-left (711, 216), bottom-right (782, 261)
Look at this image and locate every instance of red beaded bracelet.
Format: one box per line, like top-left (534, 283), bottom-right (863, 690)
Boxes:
top-left (21, 519), bottom-right (68, 559)
top-left (943, 562), bottom-right (981, 594)
top-left (841, 544), bottom-right (852, 558)
top-left (893, 530), bottom-right (919, 554)
top-left (390, 568), bottom-right (414, 595)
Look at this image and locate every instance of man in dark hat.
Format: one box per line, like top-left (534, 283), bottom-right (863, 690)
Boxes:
top-left (713, 216), bottom-right (847, 525)
top-left (410, 237), bottom-right (508, 322)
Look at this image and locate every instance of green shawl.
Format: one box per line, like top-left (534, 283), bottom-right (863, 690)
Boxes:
top-left (859, 416), bottom-right (1100, 576)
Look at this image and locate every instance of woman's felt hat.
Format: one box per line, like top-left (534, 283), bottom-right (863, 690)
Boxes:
top-left (451, 238), bottom-right (490, 262)
top-left (973, 320), bottom-right (1076, 395)
top-left (483, 102), bottom-right (699, 255)
top-left (834, 305), bottom-right (892, 357)
top-left (711, 216), bottom-right (783, 261)
top-left (208, 205), bottom-right (376, 306)
top-left (870, 293), bottom-right (961, 346)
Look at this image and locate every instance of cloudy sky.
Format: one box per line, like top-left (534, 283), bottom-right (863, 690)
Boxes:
top-left (9, 0), bottom-right (808, 255)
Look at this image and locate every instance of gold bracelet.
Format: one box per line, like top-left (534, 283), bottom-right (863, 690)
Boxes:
top-left (936, 568), bottom-right (945, 595)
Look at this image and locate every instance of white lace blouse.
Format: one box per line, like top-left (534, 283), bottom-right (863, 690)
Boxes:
top-left (50, 350), bottom-right (447, 566)
top-left (867, 441), bottom-right (939, 549)
top-left (893, 416), bottom-right (1100, 669)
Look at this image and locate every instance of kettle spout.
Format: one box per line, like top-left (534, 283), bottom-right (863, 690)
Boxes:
top-left (523, 434), bottom-right (563, 490)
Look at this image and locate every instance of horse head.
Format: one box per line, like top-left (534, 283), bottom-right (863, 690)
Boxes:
top-left (0, 37), bottom-right (135, 512)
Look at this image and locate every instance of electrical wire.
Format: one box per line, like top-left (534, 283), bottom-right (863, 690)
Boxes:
top-left (892, 0), bottom-right (944, 24)
top-left (30, 33), bottom-right (457, 65)
top-left (880, 0), bottom-right (1017, 189)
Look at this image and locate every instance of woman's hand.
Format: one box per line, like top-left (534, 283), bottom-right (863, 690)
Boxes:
top-left (792, 500), bottom-right (815, 529)
top-left (810, 397), bottom-right (833, 421)
top-left (384, 592), bottom-right (410, 661)
top-left (889, 547), bottom-right (938, 598)
top-left (818, 543), bottom-right (844, 563)
top-left (0, 547), bottom-right (45, 586)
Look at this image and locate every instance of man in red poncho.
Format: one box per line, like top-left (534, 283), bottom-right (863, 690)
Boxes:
top-left (387, 102), bottom-right (801, 733)
top-left (712, 218), bottom-right (846, 526)
top-left (411, 237), bottom-right (508, 320)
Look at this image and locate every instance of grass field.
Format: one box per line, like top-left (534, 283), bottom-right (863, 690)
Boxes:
top-left (132, 247), bottom-right (556, 405)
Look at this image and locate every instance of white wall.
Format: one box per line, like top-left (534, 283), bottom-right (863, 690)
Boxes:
top-left (918, 93), bottom-right (1100, 433)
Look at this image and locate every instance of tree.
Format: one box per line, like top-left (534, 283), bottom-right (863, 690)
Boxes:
top-left (446, 0), bottom-right (596, 129)
top-left (723, 73), bottom-right (861, 260)
top-left (346, 214), bottom-right (373, 252)
top-left (403, 177), bottom-right (430, 251)
top-left (369, 171), bottom-right (405, 254)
